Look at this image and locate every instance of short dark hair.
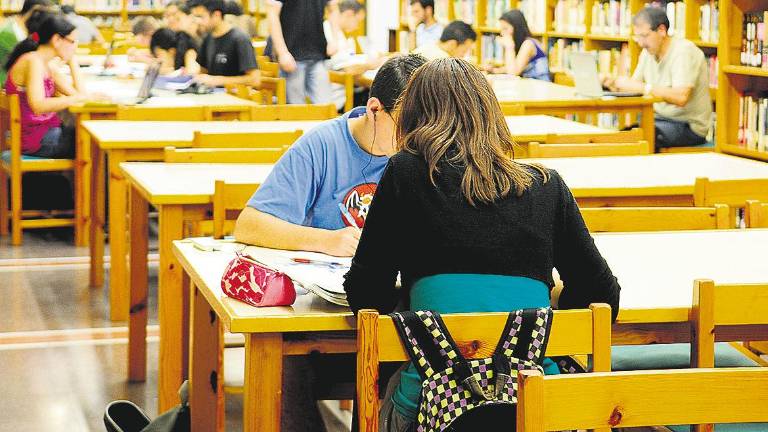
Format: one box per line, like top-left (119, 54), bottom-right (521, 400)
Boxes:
top-left (20, 0), bottom-right (51, 16)
top-left (369, 54), bottom-right (427, 113)
top-left (633, 6), bottom-right (670, 32)
top-left (150, 28), bottom-right (177, 53)
top-left (339, 0), bottom-right (364, 14)
top-left (409, 0), bottom-right (434, 12)
top-left (440, 20), bottom-right (476, 43)
top-left (224, 0), bottom-right (243, 16)
top-left (191, 0), bottom-right (226, 16)
top-left (132, 17), bottom-right (159, 36)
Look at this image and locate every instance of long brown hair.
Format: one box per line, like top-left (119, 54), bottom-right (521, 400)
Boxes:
top-left (396, 58), bottom-right (547, 206)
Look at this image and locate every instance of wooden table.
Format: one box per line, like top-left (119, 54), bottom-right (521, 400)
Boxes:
top-left (173, 228), bottom-right (768, 432)
top-left (490, 77), bottom-right (659, 148)
top-left (528, 153), bottom-right (768, 207)
top-left (70, 77), bottom-right (258, 250)
top-left (84, 115), bottom-right (607, 322)
top-left (122, 162), bottom-right (274, 411)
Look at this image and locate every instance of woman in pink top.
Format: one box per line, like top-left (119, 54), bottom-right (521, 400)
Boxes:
top-left (4, 13), bottom-right (89, 158)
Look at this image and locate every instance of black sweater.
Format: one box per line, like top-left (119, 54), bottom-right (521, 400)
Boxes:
top-left (343, 152), bottom-right (621, 321)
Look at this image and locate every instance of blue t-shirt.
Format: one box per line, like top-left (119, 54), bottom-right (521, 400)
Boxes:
top-left (247, 107), bottom-right (389, 229)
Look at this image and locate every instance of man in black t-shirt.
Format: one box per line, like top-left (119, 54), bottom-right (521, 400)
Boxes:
top-left (266, 0), bottom-right (336, 104)
top-left (190, 0), bottom-right (259, 87)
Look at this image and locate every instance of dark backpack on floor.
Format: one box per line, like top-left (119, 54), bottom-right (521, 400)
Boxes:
top-left (104, 381), bottom-right (190, 432)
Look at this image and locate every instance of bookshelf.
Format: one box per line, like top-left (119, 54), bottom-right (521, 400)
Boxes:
top-left (716, 0), bottom-right (768, 161)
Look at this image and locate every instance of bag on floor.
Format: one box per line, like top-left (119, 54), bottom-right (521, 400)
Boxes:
top-left (104, 380), bottom-right (190, 432)
top-left (391, 308), bottom-right (563, 431)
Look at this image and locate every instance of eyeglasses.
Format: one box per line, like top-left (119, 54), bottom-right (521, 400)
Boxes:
top-left (632, 31), bottom-right (653, 42)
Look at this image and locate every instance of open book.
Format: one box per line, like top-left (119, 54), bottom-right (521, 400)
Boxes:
top-left (242, 246), bottom-right (351, 306)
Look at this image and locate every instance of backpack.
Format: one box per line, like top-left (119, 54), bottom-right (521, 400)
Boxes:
top-left (391, 308), bottom-right (568, 431)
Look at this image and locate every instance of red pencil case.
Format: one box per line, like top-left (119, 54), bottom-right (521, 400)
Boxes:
top-left (220, 253), bottom-right (296, 307)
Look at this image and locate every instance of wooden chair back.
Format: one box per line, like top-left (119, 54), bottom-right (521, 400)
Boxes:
top-left (357, 304), bottom-right (612, 431)
top-left (500, 104), bottom-right (526, 115)
top-left (212, 180), bottom-right (260, 238)
top-left (250, 104), bottom-right (338, 121)
top-left (163, 147), bottom-right (286, 164)
top-left (191, 130), bottom-right (302, 149)
top-left (516, 368), bottom-right (768, 431)
top-left (544, 128), bottom-right (644, 144)
top-left (257, 55), bottom-right (280, 77)
top-left (225, 77), bottom-right (287, 105)
top-left (745, 200), bottom-right (768, 228)
top-left (0, 93), bottom-right (76, 245)
top-left (528, 141), bottom-right (648, 158)
top-left (116, 106), bottom-right (210, 121)
top-left (329, 70), bottom-right (354, 112)
top-left (580, 205), bottom-right (731, 232)
top-left (694, 177), bottom-right (768, 207)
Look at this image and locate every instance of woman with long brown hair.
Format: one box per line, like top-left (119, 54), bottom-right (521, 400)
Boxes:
top-left (343, 58), bottom-right (620, 430)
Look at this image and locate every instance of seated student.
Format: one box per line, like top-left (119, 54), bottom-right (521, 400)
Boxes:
top-left (150, 27), bottom-right (200, 75)
top-left (343, 58), bottom-right (621, 430)
top-left (483, 9), bottom-right (550, 81)
top-left (324, 0), bottom-right (386, 110)
top-left (61, 5), bottom-right (105, 44)
top-left (602, 7), bottom-right (712, 150)
top-left (127, 17), bottom-right (159, 63)
top-left (190, 0), bottom-right (259, 87)
top-left (413, 20), bottom-right (476, 60)
top-left (223, 0), bottom-right (257, 38)
top-left (4, 14), bottom-right (94, 158)
top-left (0, 0), bottom-right (52, 85)
top-left (407, 0), bottom-right (443, 50)
top-left (163, 0), bottom-right (202, 45)
top-left (234, 54), bottom-right (428, 258)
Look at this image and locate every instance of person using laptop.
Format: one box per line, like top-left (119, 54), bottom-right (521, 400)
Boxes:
top-left (413, 20), bottom-right (476, 60)
top-left (190, 0), bottom-right (260, 87)
top-left (3, 14), bottom-right (95, 158)
top-left (482, 9), bottom-right (550, 81)
top-left (602, 6), bottom-right (712, 150)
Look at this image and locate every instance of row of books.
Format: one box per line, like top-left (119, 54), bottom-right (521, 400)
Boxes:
top-left (664, 1), bottom-right (687, 37)
top-left (480, 34), bottom-right (505, 63)
top-left (485, 0), bottom-right (513, 27)
top-left (590, 0), bottom-right (631, 36)
top-left (519, 0), bottom-right (547, 33)
top-left (740, 12), bottom-right (768, 68)
top-left (453, 0), bottom-right (477, 24)
top-left (125, 0), bottom-right (171, 10)
top-left (60, 0), bottom-right (121, 11)
top-left (553, 0), bottom-right (586, 34)
top-left (548, 39), bottom-right (585, 70)
top-left (549, 41), bottom-right (630, 77)
top-left (698, 0), bottom-right (719, 42)
top-left (737, 93), bottom-right (768, 152)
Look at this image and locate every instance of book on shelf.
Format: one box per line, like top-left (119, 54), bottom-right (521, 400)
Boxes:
top-left (548, 38), bottom-right (585, 70)
top-left (481, 34), bottom-right (506, 64)
top-left (698, 0), bottom-right (719, 42)
top-left (590, 0), bottom-right (630, 36)
top-left (453, 0), bottom-right (477, 25)
top-left (665, 0), bottom-right (686, 37)
top-left (706, 54), bottom-right (718, 89)
top-left (126, 0), bottom-right (168, 10)
top-left (737, 93), bottom-right (768, 152)
top-left (741, 12), bottom-right (768, 68)
top-left (550, 43), bottom-right (629, 78)
top-left (485, 0), bottom-right (512, 27)
top-left (519, 0), bottom-right (546, 33)
top-left (554, 0), bottom-right (586, 34)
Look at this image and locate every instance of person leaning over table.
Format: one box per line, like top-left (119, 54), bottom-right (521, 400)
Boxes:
top-left (343, 58), bottom-right (621, 431)
top-left (602, 6), bottom-right (712, 150)
top-left (233, 54), bottom-right (427, 432)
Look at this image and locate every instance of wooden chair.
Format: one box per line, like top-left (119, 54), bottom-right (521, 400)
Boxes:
top-left (329, 70), bottom-right (355, 112)
top-left (225, 77), bottom-right (287, 105)
top-left (693, 177), bottom-right (768, 225)
top-left (212, 180), bottom-right (260, 239)
top-left (250, 104), bottom-right (338, 121)
top-left (580, 205), bottom-right (731, 232)
top-left (191, 130), bottom-right (303, 149)
top-left (257, 55), bottom-right (280, 78)
top-left (116, 106), bottom-right (211, 121)
top-left (544, 128), bottom-right (644, 144)
top-left (356, 304), bottom-right (612, 431)
top-left (0, 94), bottom-right (76, 245)
top-left (745, 200), bottom-right (768, 228)
top-left (500, 104), bottom-right (526, 115)
top-left (528, 141), bottom-right (648, 158)
top-left (163, 147), bottom-right (286, 164)
top-left (516, 367), bottom-right (768, 431)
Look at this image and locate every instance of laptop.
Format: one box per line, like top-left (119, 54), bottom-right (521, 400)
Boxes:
top-left (112, 62), bottom-right (161, 105)
top-left (569, 52), bottom-right (643, 98)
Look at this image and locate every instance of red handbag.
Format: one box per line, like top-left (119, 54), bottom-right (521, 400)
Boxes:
top-left (220, 253), bottom-right (297, 307)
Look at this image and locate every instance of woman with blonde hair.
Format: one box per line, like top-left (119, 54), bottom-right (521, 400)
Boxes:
top-left (343, 58), bottom-right (620, 430)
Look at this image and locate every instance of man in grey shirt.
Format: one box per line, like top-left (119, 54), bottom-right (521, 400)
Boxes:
top-left (604, 7), bottom-right (712, 150)
top-left (61, 5), bottom-right (104, 44)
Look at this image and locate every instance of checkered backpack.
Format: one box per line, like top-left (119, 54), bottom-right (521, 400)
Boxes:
top-left (391, 308), bottom-right (561, 431)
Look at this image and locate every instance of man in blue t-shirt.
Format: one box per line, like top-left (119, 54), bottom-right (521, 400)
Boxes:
top-left (234, 54), bottom-right (427, 257)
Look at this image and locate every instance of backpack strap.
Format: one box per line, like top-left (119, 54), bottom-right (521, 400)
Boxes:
top-left (391, 311), bottom-right (450, 381)
top-left (495, 307), bottom-right (553, 365)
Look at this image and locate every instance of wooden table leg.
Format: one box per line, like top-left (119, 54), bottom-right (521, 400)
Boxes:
top-left (74, 113), bottom-right (91, 247)
top-left (89, 142), bottom-right (105, 288)
top-left (189, 283), bottom-right (224, 432)
top-left (108, 150), bottom-right (129, 321)
top-left (244, 333), bottom-right (283, 432)
top-left (158, 204), bottom-right (186, 411)
top-left (641, 104), bottom-right (656, 152)
top-left (128, 185), bottom-right (148, 382)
